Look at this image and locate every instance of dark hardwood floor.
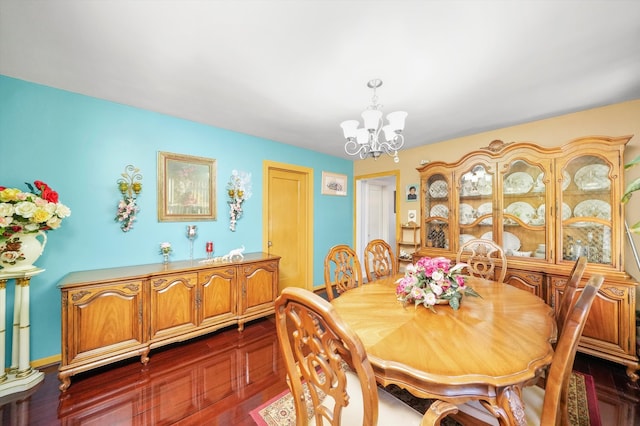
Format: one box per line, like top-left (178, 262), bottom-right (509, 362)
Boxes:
top-left (2, 317), bottom-right (639, 425)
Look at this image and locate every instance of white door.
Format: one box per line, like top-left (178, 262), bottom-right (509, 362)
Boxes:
top-left (355, 173), bottom-right (398, 274)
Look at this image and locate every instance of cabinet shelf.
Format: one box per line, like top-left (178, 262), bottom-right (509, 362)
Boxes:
top-left (397, 223), bottom-right (420, 270)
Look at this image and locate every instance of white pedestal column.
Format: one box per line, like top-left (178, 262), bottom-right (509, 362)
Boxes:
top-left (0, 278), bottom-right (6, 383)
top-left (0, 269), bottom-right (45, 398)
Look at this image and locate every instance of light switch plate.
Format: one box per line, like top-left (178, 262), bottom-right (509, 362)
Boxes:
top-left (408, 210), bottom-right (417, 223)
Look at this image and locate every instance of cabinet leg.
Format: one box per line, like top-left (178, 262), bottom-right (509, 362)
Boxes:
top-left (58, 373), bottom-right (71, 392)
top-left (238, 322), bottom-right (245, 332)
top-left (625, 364), bottom-right (639, 384)
top-left (140, 349), bottom-right (150, 365)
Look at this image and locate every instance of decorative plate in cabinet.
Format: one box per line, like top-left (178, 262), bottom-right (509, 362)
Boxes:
top-left (504, 172), bottom-right (534, 194)
top-left (574, 165), bottom-right (611, 191)
top-left (429, 180), bottom-right (448, 198)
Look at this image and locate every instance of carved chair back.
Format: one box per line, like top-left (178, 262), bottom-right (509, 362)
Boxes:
top-left (363, 239), bottom-right (396, 282)
top-left (456, 238), bottom-right (507, 283)
top-left (324, 244), bottom-right (363, 301)
top-left (274, 287), bottom-right (458, 425)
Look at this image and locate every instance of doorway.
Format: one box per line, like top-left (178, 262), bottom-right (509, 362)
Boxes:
top-left (263, 161), bottom-right (313, 293)
top-left (355, 171), bottom-right (399, 272)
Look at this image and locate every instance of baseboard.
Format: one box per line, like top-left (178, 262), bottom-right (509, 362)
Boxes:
top-left (32, 354), bottom-right (60, 368)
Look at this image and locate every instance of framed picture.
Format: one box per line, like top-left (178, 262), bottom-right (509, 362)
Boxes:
top-left (157, 151), bottom-right (217, 222)
top-left (406, 183), bottom-right (418, 202)
top-left (321, 171), bottom-right (347, 196)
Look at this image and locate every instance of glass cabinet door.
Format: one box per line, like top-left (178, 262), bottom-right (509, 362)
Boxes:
top-left (457, 164), bottom-right (493, 249)
top-left (424, 173), bottom-right (450, 250)
top-left (500, 160), bottom-right (548, 260)
top-left (560, 155), bottom-right (613, 266)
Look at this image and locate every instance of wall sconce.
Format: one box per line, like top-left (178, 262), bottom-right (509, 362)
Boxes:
top-left (117, 165), bottom-right (143, 199)
top-left (227, 170), bottom-right (252, 231)
top-left (115, 165), bottom-right (142, 232)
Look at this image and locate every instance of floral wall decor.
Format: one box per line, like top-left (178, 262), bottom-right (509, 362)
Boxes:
top-left (115, 165), bottom-right (142, 232)
top-left (227, 170), bottom-right (252, 231)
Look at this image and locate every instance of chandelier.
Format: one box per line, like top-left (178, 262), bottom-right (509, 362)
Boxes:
top-left (340, 79), bottom-right (407, 163)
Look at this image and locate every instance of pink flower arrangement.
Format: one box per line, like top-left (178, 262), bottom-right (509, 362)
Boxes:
top-left (396, 256), bottom-right (480, 311)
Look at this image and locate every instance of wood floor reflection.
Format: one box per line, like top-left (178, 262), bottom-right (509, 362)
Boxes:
top-left (1, 317), bottom-right (638, 425)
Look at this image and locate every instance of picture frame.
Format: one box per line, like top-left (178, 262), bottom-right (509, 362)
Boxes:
top-left (157, 151), bottom-right (217, 222)
top-left (321, 171), bottom-right (347, 196)
top-left (406, 183), bottom-right (419, 202)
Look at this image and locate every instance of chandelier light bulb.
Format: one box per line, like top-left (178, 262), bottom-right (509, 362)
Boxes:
top-left (341, 79), bottom-right (406, 161)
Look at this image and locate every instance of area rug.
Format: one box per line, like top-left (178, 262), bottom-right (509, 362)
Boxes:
top-left (250, 371), bottom-right (601, 426)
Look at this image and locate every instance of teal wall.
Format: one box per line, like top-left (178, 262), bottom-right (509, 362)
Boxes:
top-left (0, 75), bottom-right (354, 363)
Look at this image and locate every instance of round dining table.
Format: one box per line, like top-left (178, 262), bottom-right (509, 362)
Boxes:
top-left (330, 275), bottom-right (556, 426)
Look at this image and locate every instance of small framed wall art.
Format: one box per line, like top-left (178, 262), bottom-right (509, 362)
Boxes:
top-left (157, 151), bottom-right (217, 222)
top-left (321, 171), bottom-right (347, 196)
top-left (406, 183), bottom-right (418, 202)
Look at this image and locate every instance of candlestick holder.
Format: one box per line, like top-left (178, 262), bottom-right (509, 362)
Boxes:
top-left (206, 241), bottom-right (214, 259)
top-left (186, 225), bottom-right (197, 260)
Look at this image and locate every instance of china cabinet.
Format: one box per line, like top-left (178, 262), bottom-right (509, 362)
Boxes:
top-left (416, 135), bottom-right (638, 381)
top-left (58, 252), bottom-right (279, 391)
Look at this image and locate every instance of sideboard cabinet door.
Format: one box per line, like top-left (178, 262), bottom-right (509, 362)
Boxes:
top-left (238, 260), bottom-right (278, 329)
top-left (198, 266), bottom-right (237, 327)
top-left (148, 272), bottom-right (198, 341)
top-left (61, 279), bottom-right (145, 367)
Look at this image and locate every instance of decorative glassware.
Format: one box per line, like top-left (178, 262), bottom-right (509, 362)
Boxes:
top-left (186, 225), bottom-right (197, 260)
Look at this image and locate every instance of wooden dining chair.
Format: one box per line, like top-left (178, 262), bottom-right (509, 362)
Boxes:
top-left (455, 274), bottom-right (604, 426)
top-left (456, 238), bottom-right (507, 283)
top-left (556, 256), bottom-right (588, 338)
top-left (324, 244), bottom-right (363, 301)
top-left (363, 239), bottom-right (397, 282)
top-left (274, 287), bottom-right (459, 425)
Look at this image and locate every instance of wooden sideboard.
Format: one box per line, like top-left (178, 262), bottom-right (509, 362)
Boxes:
top-left (57, 252), bottom-right (280, 391)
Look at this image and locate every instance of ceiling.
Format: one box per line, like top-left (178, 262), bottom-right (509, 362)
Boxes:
top-left (2, 1), bottom-right (640, 160)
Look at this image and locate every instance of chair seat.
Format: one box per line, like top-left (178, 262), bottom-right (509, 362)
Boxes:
top-left (310, 370), bottom-right (423, 425)
top-left (521, 384), bottom-right (545, 426)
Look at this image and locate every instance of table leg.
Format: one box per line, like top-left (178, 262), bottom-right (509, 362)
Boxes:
top-left (495, 385), bottom-right (527, 426)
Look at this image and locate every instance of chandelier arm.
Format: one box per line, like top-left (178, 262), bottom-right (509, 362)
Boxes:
top-left (344, 140), bottom-right (369, 157)
top-left (377, 134), bottom-right (404, 156)
top-left (386, 134), bottom-right (405, 152)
